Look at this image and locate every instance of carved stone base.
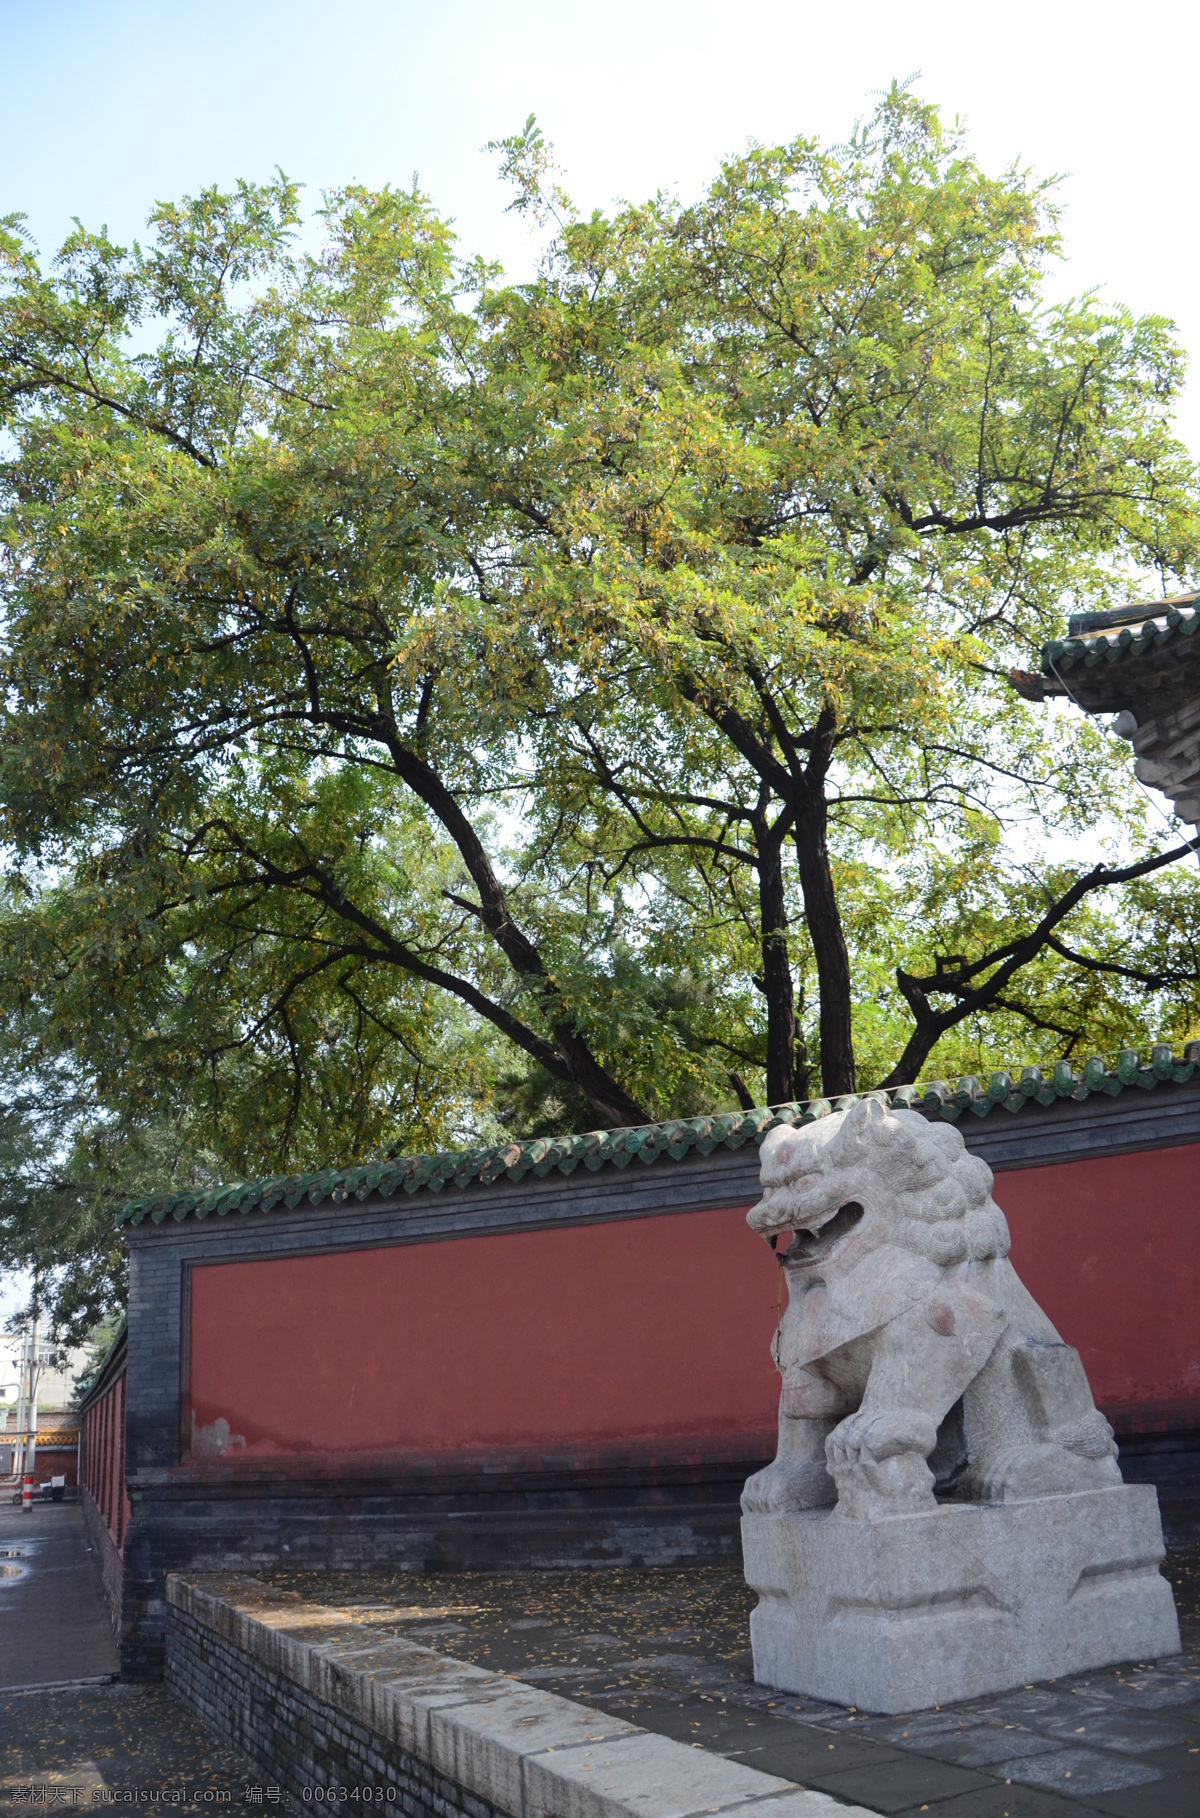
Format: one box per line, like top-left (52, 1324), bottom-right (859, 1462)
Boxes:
top-left (742, 1485), bottom-right (1180, 1714)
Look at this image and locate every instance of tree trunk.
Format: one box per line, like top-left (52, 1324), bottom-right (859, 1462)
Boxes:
top-left (755, 824), bottom-right (797, 1105)
top-left (875, 971), bottom-right (939, 1090)
top-left (384, 735), bottom-right (647, 1126)
top-left (794, 988), bottom-right (811, 1103)
top-left (793, 791), bottom-right (856, 1097)
top-left (552, 1024), bottom-right (652, 1127)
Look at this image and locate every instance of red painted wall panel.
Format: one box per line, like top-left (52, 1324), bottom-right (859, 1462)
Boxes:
top-left (81, 1368), bottom-right (128, 1538)
top-left (993, 1144), bottom-right (1200, 1427)
top-left (185, 1141), bottom-right (1200, 1465)
top-left (187, 1204), bottom-right (782, 1458)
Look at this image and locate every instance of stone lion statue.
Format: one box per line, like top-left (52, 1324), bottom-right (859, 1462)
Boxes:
top-left (742, 1096), bottom-right (1121, 1521)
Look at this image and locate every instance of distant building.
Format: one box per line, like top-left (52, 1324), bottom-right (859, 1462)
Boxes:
top-left (0, 1331), bottom-right (94, 1409)
top-left (0, 1332), bottom-right (96, 1486)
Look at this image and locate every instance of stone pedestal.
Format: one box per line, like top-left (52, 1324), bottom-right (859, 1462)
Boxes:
top-left (743, 1485), bottom-right (1180, 1714)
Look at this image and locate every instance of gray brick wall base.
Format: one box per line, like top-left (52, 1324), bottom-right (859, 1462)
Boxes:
top-left (80, 1489), bottom-right (124, 1646)
top-left (166, 1601), bottom-right (506, 1818)
top-left (164, 1573), bottom-right (858, 1818)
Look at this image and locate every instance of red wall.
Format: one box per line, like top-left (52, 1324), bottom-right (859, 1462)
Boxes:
top-left (187, 1204), bottom-right (782, 1460)
top-left (185, 1141), bottom-right (1200, 1465)
top-left (28, 1445), bottom-right (78, 1488)
top-left (81, 1368), bottom-right (130, 1542)
top-left (997, 1145), bottom-right (1200, 1430)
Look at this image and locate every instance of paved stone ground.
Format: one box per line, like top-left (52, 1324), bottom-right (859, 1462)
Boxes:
top-left (0, 1502), bottom-right (118, 1689)
top-left (0, 1684), bottom-right (288, 1813)
top-left (267, 1549), bottom-right (1200, 1817)
top-left (3, 1501), bottom-right (1197, 1814)
top-left (0, 1505), bottom-right (274, 1812)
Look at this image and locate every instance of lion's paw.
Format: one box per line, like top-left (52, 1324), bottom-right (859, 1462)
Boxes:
top-left (980, 1442), bottom-right (1122, 1503)
top-left (826, 1409), bottom-right (939, 1520)
top-left (741, 1457), bottom-right (837, 1515)
top-left (827, 1409), bottom-right (938, 1469)
top-left (1054, 1410), bottom-right (1119, 1463)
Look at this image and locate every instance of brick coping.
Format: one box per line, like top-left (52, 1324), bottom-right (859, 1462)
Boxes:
top-left (166, 1572), bottom-right (865, 1818)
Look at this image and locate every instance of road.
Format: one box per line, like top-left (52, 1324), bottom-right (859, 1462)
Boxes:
top-left (0, 1504), bottom-right (269, 1810)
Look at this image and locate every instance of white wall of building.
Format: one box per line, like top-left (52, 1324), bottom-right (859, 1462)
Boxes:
top-left (0, 1333), bottom-right (96, 1417)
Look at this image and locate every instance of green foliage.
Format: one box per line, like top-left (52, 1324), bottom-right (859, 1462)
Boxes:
top-left (475, 85), bottom-right (1200, 1093)
top-left (1, 90), bottom-right (1200, 1333)
top-left (69, 1313), bottom-right (126, 1406)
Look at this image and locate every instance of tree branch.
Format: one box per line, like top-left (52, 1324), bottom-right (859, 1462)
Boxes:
top-left (879, 837), bottom-right (1200, 1087)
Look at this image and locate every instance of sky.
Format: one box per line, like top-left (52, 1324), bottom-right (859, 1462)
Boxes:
top-left (2, 0), bottom-right (1199, 440)
top-left (0, 0), bottom-right (1196, 1318)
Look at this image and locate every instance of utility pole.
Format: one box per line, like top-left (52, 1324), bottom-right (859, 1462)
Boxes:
top-left (20, 1282), bottom-right (40, 1513)
top-left (13, 1328), bottom-right (27, 1481)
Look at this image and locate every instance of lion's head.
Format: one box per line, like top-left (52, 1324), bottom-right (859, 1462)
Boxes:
top-left (748, 1096), bottom-right (1010, 1269)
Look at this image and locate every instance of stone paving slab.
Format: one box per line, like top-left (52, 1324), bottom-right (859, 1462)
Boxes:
top-left (0, 1505), bottom-right (274, 1811)
top-left (3, 1510), bottom-right (1196, 1814)
top-left (171, 1572), bottom-right (860, 1818)
top-left (0, 1683), bottom-right (278, 1811)
top-left (263, 1551), bottom-right (1200, 1816)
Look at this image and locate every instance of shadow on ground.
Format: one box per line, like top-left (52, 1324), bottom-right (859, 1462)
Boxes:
top-left (0, 1683), bottom-right (279, 1812)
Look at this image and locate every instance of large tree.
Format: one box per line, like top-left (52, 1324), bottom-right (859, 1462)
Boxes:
top-left (0, 175), bottom-right (679, 1145)
top-left (2, 91), bottom-right (1200, 1340)
top-left (477, 94), bottom-right (1200, 1098)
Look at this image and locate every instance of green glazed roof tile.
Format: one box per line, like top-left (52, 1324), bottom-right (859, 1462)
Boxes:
top-left (1041, 595), bottom-right (1200, 679)
top-left (115, 1043), bottom-right (1200, 1231)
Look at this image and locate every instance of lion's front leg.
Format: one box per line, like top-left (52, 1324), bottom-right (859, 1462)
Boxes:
top-left (826, 1285), bottom-right (1008, 1520)
top-left (741, 1366), bottom-right (846, 1514)
top-left (826, 1408), bottom-right (940, 1518)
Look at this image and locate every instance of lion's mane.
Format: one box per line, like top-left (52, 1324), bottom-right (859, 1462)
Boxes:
top-left (757, 1098), bottom-right (1011, 1268)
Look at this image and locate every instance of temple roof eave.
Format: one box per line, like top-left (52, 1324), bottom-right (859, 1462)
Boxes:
top-left (1022, 593), bottom-right (1200, 719)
